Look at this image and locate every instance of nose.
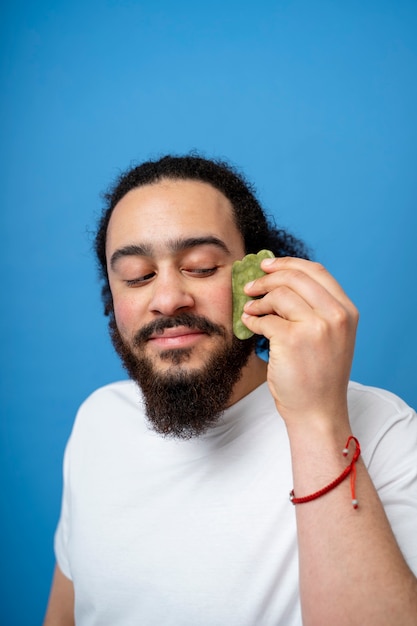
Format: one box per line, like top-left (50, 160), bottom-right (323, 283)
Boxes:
top-left (148, 269), bottom-right (195, 316)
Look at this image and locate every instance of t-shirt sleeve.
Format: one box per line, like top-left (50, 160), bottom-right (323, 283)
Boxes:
top-left (353, 386), bottom-right (417, 575)
top-left (54, 437), bottom-right (73, 580)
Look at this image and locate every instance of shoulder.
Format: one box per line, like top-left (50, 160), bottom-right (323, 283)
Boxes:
top-left (347, 381), bottom-right (415, 428)
top-left (78, 379), bottom-right (143, 412)
top-left (69, 379), bottom-right (147, 444)
top-left (347, 380), bottom-right (417, 474)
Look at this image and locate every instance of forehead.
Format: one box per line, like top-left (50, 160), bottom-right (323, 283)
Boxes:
top-left (106, 179), bottom-right (243, 256)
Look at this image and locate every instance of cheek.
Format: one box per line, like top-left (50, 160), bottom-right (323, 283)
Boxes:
top-left (112, 295), bottom-right (141, 338)
top-left (205, 284), bottom-right (233, 325)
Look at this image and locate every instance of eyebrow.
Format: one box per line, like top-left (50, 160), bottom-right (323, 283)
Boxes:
top-left (109, 236), bottom-right (231, 269)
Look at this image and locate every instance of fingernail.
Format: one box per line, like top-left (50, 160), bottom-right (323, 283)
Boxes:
top-left (262, 258), bottom-right (275, 266)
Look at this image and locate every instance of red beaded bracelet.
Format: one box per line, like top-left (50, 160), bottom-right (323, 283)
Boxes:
top-left (289, 435), bottom-right (361, 509)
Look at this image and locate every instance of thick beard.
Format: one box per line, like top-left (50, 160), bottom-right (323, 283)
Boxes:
top-left (109, 313), bottom-right (256, 439)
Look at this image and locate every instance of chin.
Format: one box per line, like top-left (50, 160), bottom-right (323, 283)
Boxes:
top-left (151, 347), bottom-right (211, 371)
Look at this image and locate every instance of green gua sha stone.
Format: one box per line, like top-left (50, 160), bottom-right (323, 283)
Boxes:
top-left (232, 249), bottom-right (275, 339)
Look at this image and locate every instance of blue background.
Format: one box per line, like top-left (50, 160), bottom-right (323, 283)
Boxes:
top-left (1, 1), bottom-right (416, 623)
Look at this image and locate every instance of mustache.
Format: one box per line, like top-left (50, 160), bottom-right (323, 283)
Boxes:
top-left (133, 313), bottom-right (227, 347)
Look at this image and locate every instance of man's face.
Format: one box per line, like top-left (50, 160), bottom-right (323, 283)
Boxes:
top-left (105, 178), bottom-right (255, 437)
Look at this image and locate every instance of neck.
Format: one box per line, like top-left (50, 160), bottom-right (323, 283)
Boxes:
top-left (227, 351), bottom-right (268, 407)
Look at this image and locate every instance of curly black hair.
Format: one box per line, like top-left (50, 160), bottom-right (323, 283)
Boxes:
top-left (94, 154), bottom-right (311, 352)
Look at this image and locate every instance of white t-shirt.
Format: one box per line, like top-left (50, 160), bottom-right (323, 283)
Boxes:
top-left (55, 380), bottom-right (417, 625)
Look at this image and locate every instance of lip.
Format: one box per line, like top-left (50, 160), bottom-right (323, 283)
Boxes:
top-left (148, 327), bottom-right (207, 348)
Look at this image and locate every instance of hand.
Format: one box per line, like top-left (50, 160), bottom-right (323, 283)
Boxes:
top-left (242, 257), bottom-right (359, 429)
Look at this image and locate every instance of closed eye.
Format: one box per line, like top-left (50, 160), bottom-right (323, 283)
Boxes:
top-left (184, 267), bottom-right (218, 277)
top-left (125, 272), bottom-right (156, 286)
top-left (124, 267), bottom-right (218, 286)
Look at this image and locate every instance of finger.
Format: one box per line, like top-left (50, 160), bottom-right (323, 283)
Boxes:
top-left (262, 257), bottom-right (349, 295)
top-left (245, 257), bottom-right (357, 318)
top-left (244, 284), bottom-right (317, 322)
top-left (241, 307), bottom-right (288, 340)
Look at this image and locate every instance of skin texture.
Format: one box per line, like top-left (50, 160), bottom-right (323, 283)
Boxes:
top-left (243, 256), bottom-right (417, 625)
top-left (44, 179), bottom-right (417, 626)
top-left (104, 179), bottom-right (267, 404)
top-left (43, 565), bottom-right (74, 626)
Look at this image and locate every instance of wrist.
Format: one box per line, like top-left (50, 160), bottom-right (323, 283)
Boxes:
top-left (284, 410), bottom-right (354, 502)
top-left (290, 436), bottom-right (361, 509)
top-left (282, 404), bottom-right (351, 443)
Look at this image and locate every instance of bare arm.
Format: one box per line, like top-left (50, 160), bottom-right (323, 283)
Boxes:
top-left (43, 565), bottom-right (75, 626)
top-left (243, 257), bottom-right (417, 625)
top-left (289, 428), bottom-right (417, 625)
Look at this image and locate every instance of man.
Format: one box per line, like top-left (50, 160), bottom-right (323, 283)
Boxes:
top-left (44, 155), bottom-right (417, 625)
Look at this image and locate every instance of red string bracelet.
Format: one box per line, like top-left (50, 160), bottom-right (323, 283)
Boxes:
top-left (289, 435), bottom-right (361, 509)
